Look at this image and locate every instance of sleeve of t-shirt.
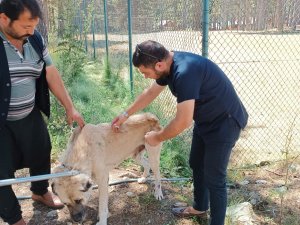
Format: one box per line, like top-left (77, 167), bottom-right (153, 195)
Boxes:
top-left (174, 67), bottom-right (202, 103)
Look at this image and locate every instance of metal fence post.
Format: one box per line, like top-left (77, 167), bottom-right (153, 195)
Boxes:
top-left (92, 13), bottom-right (96, 59)
top-left (128, 0), bottom-right (134, 95)
top-left (83, 0), bottom-right (88, 52)
top-left (103, 0), bottom-right (109, 60)
top-left (202, 0), bottom-right (210, 58)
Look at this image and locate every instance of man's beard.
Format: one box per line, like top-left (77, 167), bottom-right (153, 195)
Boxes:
top-left (6, 25), bottom-right (30, 40)
top-left (154, 69), bottom-right (169, 79)
top-left (8, 31), bottom-right (30, 40)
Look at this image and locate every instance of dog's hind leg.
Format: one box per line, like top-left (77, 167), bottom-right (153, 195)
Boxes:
top-left (134, 148), bottom-right (150, 183)
top-left (95, 171), bottom-right (109, 225)
top-left (145, 142), bottom-right (164, 200)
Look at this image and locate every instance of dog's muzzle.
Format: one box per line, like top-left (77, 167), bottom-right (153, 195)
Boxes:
top-left (71, 211), bottom-right (85, 222)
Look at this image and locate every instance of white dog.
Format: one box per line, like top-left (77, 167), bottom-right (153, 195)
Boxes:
top-left (52, 113), bottom-right (163, 225)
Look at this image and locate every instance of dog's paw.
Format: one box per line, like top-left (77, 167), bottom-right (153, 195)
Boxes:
top-left (137, 177), bottom-right (147, 183)
top-left (96, 221), bottom-right (107, 225)
top-left (96, 211), bottom-right (110, 221)
top-left (154, 189), bottom-right (164, 200)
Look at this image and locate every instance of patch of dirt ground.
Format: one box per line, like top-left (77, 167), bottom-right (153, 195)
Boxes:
top-left (227, 160), bottom-right (300, 225)
top-left (0, 164), bottom-right (204, 225)
top-left (1, 161), bottom-right (300, 225)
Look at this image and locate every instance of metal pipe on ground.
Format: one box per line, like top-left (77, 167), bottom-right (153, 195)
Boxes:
top-left (14, 177), bottom-right (193, 200)
top-left (0, 170), bottom-right (80, 187)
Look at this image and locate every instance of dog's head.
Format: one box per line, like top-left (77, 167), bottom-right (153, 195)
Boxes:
top-left (51, 166), bottom-right (93, 223)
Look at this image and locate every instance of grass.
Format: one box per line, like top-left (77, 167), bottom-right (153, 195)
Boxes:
top-left (48, 58), bottom-right (133, 156)
top-left (138, 192), bottom-right (161, 208)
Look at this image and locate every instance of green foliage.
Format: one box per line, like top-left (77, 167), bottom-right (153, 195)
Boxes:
top-left (101, 56), bottom-right (130, 101)
top-left (47, 98), bottom-right (72, 158)
top-left (227, 168), bottom-right (247, 184)
top-left (48, 58), bottom-right (132, 155)
top-left (160, 137), bottom-right (192, 178)
top-left (54, 40), bottom-right (86, 83)
top-left (48, 0), bottom-right (96, 84)
top-left (48, 49), bottom-right (192, 178)
top-left (138, 192), bottom-right (160, 208)
top-left (227, 191), bottom-right (245, 207)
top-left (102, 56), bottom-right (112, 85)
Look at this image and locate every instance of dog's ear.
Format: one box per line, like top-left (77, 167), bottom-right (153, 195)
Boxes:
top-left (51, 183), bottom-right (57, 195)
top-left (86, 180), bottom-right (93, 190)
top-left (82, 179), bottom-right (93, 192)
top-left (52, 165), bottom-right (67, 173)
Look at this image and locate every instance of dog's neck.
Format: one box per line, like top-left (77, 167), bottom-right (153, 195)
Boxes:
top-left (61, 163), bottom-right (92, 178)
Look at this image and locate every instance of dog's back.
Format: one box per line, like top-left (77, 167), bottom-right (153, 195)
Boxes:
top-left (60, 112), bottom-right (161, 173)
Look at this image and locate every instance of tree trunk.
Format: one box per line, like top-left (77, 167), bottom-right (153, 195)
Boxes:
top-left (276, 0), bottom-right (284, 31)
top-left (291, 0), bottom-right (300, 30)
top-left (57, 0), bottom-right (64, 38)
top-left (256, 0), bottom-right (266, 31)
top-left (36, 0), bottom-right (49, 43)
top-left (237, 0), bottom-right (241, 31)
top-left (244, 0), bottom-right (251, 31)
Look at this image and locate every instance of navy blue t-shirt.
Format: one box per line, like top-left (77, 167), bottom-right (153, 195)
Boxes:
top-left (156, 51), bottom-right (248, 129)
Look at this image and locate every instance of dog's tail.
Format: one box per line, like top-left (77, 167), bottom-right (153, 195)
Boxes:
top-left (145, 112), bottom-right (162, 131)
top-left (125, 112), bottom-right (161, 131)
top-left (69, 127), bottom-right (81, 143)
top-left (60, 127), bottom-right (82, 161)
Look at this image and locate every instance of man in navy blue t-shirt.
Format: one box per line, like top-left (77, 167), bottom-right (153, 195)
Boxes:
top-left (112, 40), bottom-right (248, 225)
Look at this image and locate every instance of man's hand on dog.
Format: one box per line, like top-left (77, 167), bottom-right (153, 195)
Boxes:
top-left (66, 108), bottom-right (85, 128)
top-left (111, 113), bottom-right (128, 132)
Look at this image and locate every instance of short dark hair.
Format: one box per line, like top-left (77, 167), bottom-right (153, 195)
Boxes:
top-left (0, 0), bottom-right (42, 21)
top-left (132, 40), bottom-right (169, 68)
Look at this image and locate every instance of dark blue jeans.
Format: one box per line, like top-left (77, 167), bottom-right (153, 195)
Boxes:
top-left (189, 115), bottom-right (241, 225)
top-left (0, 108), bottom-right (51, 224)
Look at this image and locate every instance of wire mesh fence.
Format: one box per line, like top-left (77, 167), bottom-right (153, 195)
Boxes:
top-left (46, 0), bottom-right (300, 168)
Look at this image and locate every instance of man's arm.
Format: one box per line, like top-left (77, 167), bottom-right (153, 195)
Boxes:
top-left (45, 65), bottom-right (85, 128)
top-left (111, 82), bottom-right (165, 131)
top-left (126, 82), bottom-right (166, 116)
top-left (145, 99), bottom-right (195, 146)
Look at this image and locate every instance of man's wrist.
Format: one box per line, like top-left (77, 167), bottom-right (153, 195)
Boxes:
top-left (121, 111), bottom-right (129, 118)
top-left (156, 130), bottom-right (165, 142)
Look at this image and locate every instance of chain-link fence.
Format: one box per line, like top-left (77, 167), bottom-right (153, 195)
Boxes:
top-left (47, 0), bottom-right (300, 168)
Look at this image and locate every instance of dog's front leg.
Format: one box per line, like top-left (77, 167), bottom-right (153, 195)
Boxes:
top-left (96, 172), bottom-right (109, 225)
top-left (145, 143), bottom-right (164, 200)
top-left (134, 150), bottom-right (150, 183)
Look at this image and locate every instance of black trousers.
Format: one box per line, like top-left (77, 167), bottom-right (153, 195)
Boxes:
top-left (189, 115), bottom-right (241, 225)
top-left (0, 108), bottom-right (51, 224)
